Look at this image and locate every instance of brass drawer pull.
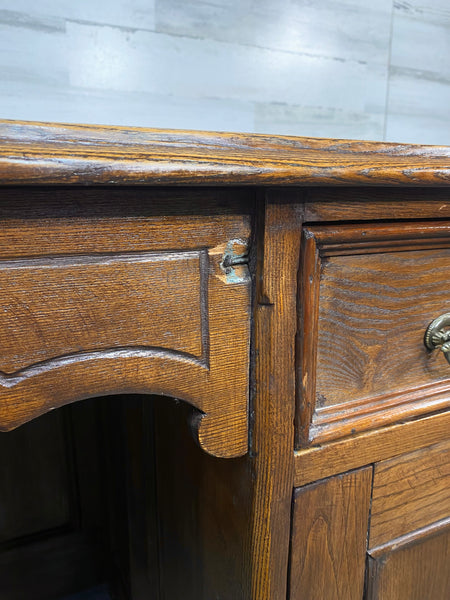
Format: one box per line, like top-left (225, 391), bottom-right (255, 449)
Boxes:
top-left (425, 314), bottom-right (450, 364)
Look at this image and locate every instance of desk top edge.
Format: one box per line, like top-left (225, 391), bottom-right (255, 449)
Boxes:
top-left (0, 119), bottom-right (449, 187)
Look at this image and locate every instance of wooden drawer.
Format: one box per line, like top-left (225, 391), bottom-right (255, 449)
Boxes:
top-left (0, 190), bottom-right (252, 458)
top-left (297, 221), bottom-right (450, 446)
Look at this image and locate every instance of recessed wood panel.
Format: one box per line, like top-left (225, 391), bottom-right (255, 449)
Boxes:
top-left (369, 439), bottom-right (450, 549)
top-left (289, 467), bottom-right (372, 600)
top-left (0, 251), bottom-right (205, 375)
top-left (367, 520), bottom-right (450, 600)
top-left (296, 222), bottom-right (450, 446)
top-left (0, 195), bottom-right (253, 458)
top-left (316, 248), bottom-right (450, 405)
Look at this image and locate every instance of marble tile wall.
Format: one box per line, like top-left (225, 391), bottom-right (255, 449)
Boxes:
top-left (0, 0), bottom-right (448, 143)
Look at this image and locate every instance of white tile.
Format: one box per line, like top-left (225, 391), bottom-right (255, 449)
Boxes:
top-left (391, 12), bottom-right (450, 77)
top-left (385, 1), bottom-right (450, 145)
top-left (255, 102), bottom-right (384, 141)
top-left (0, 23), bottom-right (68, 87)
top-left (0, 1), bottom-right (155, 30)
top-left (155, 0), bottom-right (393, 64)
top-left (388, 67), bottom-right (450, 121)
top-left (0, 8), bottom-right (64, 33)
top-left (0, 80), bottom-right (255, 132)
top-left (385, 112), bottom-right (450, 145)
top-left (386, 66), bottom-right (450, 144)
top-left (393, 0), bottom-right (450, 27)
top-left (66, 21), bottom-right (387, 115)
top-left (1, 0), bottom-right (447, 146)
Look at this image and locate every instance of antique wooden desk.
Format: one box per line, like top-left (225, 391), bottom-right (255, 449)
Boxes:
top-left (0, 121), bottom-right (449, 599)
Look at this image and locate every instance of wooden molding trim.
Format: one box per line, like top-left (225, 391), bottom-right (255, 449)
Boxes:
top-left (0, 120), bottom-right (449, 187)
top-left (368, 517), bottom-right (450, 557)
top-left (294, 410), bottom-right (450, 486)
top-left (311, 380), bottom-right (450, 444)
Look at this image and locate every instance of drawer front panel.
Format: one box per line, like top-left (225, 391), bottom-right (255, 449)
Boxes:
top-left (0, 251), bottom-right (205, 375)
top-left (0, 192), bottom-right (253, 459)
top-left (317, 248), bottom-right (450, 406)
top-left (297, 222), bottom-right (450, 446)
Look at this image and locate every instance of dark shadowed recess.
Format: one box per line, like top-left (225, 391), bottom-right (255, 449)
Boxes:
top-left (0, 392), bottom-right (249, 600)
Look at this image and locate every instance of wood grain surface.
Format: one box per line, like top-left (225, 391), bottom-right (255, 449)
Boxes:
top-left (0, 192), bottom-right (253, 458)
top-left (294, 410), bottom-right (450, 487)
top-left (297, 222), bottom-right (450, 446)
top-left (367, 519), bottom-right (450, 600)
top-left (250, 195), bottom-right (302, 599)
top-left (0, 251), bottom-right (205, 373)
top-left (304, 187), bottom-right (450, 221)
top-left (369, 439), bottom-right (450, 548)
top-left (289, 467), bottom-right (372, 600)
top-left (0, 120), bottom-right (449, 186)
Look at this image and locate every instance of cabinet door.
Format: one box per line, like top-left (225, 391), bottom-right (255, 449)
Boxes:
top-left (289, 468), bottom-right (372, 600)
top-left (366, 522), bottom-right (450, 600)
top-left (366, 439), bottom-right (450, 600)
top-left (290, 440), bottom-right (450, 600)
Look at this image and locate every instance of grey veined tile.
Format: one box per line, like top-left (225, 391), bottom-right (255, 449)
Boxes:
top-left (66, 21), bottom-right (387, 115)
top-left (0, 1), bottom-right (155, 30)
top-left (0, 22), bottom-right (68, 87)
top-left (393, 0), bottom-right (450, 27)
top-left (255, 102), bottom-right (384, 141)
top-left (385, 67), bottom-right (450, 144)
top-left (0, 79), bottom-right (255, 132)
top-left (155, 0), bottom-right (393, 65)
top-left (0, 9), bottom-right (64, 33)
top-left (391, 0), bottom-right (450, 76)
top-left (386, 0), bottom-right (450, 145)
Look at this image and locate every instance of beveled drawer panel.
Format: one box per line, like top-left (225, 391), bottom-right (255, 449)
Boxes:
top-left (0, 191), bottom-right (253, 459)
top-left (297, 221), bottom-right (450, 447)
top-left (0, 251), bottom-right (205, 374)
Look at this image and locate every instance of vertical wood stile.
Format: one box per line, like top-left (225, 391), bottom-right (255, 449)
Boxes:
top-left (250, 192), bottom-right (302, 599)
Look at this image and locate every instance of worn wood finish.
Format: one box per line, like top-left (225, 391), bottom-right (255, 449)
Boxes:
top-left (294, 410), bottom-right (450, 487)
top-left (0, 123), bottom-right (449, 599)
top-left (367, 519), bottom-right (450, 599)
top-left (297, 222), bottom-right (450, 446)
top-left (251, 195), bottom-right (302, 599)
top-left (0, 121), bottom-right (449, 187)
top-left (0, 195), bottom-right (252, 458)
top-left (289, 468), bottom-right (372, 600)
top-left (369, 439), bottom-right (450, 548)
top-left (304, 187), bottom-right (450, 221)
top-left (0, 253), bottom-right (205, 372)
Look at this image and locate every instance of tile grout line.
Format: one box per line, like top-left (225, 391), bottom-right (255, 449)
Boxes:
top-left (383, 0), bottom-right (396, 140)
